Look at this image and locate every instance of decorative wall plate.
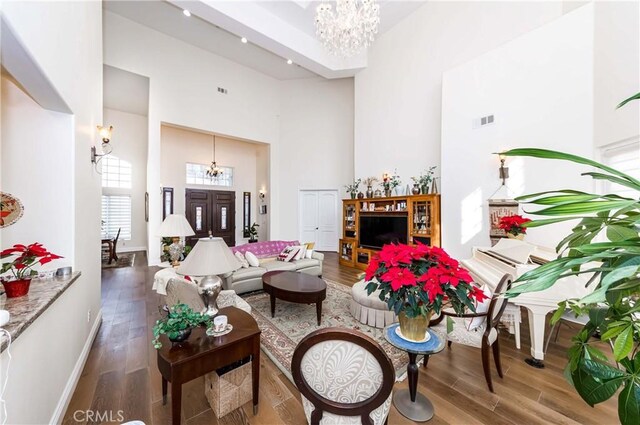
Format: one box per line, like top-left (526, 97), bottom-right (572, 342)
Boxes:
top-left (0, 192), bottom-right (24, 228)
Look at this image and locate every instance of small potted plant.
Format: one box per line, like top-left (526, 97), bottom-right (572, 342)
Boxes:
top-left (413, 166), bottom-right (437, 194)
top-left (381, 171), bottom-right (401, 197)
top-left (0, 243), bottom-right (63, 298)
top-left (498, 214), bottom-right (531, 240)
top-left (363, 177), bottom-right (378, 198)
top-left (344, 178), bottom-right (361, 199)
top-left (365, 243), bottom-right (486, 342)
top-left (152, 303), bottom-right (211, 349)
top-left (248, 222), bottom-right (260, 243)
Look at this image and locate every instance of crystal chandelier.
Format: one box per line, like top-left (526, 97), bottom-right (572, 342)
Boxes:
top-left (315, 0), bottom-right (380, 57)
top-left (207, 135), bottom-right (223, 178)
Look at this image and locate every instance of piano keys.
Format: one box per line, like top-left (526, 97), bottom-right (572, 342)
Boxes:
top-left (462, 238), bottom-right (592, 368)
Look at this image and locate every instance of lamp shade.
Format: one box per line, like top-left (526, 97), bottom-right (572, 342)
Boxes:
top-left (157, 214), bottom-right (195, 237)
top-left (177, 237), bottom-right (240, 276)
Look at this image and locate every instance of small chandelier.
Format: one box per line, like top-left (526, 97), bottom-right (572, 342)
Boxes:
top-left (207, 134), bottom-right (223, 178)
top-left (315, 0), bottom-right (380, 57)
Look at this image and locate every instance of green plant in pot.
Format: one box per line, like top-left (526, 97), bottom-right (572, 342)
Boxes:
top-left (500, 90), bottom-right (640, 425)
top-left (344, 178), bottom-right (361, 199)
top-left (152, 303), bottom-right (211, 349)
top-left (248, 222), bottom-right (260, 243)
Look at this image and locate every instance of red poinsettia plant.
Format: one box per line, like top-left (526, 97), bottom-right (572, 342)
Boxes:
top-left (365, 243), bottom-right (487, 318)
top-left (1, 243), bottom-right (62, 281)
top-left (498, 214), bottom-right (532, 236)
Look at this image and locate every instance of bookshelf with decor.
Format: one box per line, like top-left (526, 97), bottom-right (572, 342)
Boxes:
top-left (339, 194), bottom-right (441, 269)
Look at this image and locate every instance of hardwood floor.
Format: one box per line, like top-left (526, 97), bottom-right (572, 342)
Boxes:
top-left (63, 252), bottom-right (617, 424)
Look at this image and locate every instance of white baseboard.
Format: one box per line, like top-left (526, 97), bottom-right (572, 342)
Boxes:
top-left (117, 246), bottom-right (147, 253)
top-left (50, 309), bottom-right (103, 425)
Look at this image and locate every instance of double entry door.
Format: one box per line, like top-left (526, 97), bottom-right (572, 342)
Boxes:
top-left (299, 190), bottom-right (339, 252)
top-left (185, 189), bottom-right (235, 247)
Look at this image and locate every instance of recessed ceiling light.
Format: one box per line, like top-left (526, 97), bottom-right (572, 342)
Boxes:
top-left (287, 59), bottom-right (293, 65)
top-left (241, 37), bottom-right (248, 44)
top-left (183, 9), bottom-right (191, 17)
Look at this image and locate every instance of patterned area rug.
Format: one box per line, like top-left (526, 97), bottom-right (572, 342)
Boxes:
top-left (101, 252), bottom-right (135, 269)
top-left (242, 279), bottom-right (413, 383)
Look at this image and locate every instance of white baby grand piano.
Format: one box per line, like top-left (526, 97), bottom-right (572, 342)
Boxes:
top-left (462, 238), bottom-right (592, 368)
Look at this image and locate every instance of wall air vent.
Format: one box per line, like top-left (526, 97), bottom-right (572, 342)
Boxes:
top-left (217, 87), bottom-right (228, 94)
top-left (473, 114), bottom-right (495, 129)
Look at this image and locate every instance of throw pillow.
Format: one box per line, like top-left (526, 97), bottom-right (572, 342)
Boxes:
top-left (305, 248), bottom-right (314, 259)
top-left (292, 245), bottom-right (307, 260)
top-left (245, 251), bottom-right (260, 267)
top-left (304, 242), bottom-right (316, 250)
top-left (465, 284), bottom-right (493, 331)
top-left (235, 251), bottom-right (249, 268)
top-left (277, 246), bottom-right (299, 262)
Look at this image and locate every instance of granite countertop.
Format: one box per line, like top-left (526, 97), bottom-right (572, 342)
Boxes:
top-left (0, 272), bottom-right (81, 353)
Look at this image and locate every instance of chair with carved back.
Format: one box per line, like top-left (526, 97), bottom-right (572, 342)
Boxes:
top-left (291, 328), bottom-right (395, 425)
top-left (430, 273), bottom-right (513, 392)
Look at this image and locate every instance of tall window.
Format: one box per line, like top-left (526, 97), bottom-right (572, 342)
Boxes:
top-left (601, 141), bottom-right (640, 198)
top-left (102, 155), bottom-right (132, 188)
top-left (101, 195), bottom-right (132, 240)
top-left (186, 163), bottom-right (233, 187)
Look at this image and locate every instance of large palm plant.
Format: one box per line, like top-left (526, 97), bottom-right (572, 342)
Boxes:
top-left (501, 92), bottom-right (640, 425)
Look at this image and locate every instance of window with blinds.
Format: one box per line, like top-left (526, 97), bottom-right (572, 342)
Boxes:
top-left (102, 155), bottom-right (132, 189)
top-left (186, 163), bottom-right (233, 187)
top-left (601, 141), bottom-right (640, 198)
top-left (101, 195), bottom-right (132, 240)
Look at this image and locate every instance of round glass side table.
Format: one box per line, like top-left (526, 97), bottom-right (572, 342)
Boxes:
top-left (384, 323), bottom-right (445, 422)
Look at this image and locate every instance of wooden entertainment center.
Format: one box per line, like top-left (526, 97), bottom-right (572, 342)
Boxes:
top-left (339, 194), bottom-right (441, 270)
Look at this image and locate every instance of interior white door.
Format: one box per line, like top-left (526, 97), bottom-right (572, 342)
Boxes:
top-left (298, 190), bottom-right (339, 252)
top-left (299, 191), bottom-right (319, 245)
top-left (317, 191), bottom-right (338, 251)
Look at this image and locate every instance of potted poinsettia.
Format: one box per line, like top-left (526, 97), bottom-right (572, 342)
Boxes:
top-left (0, 243), bottom-right (63, 297)
top-left (365, 243), bottom-right (487, 342)
top-left (498, 214), bottom-right (531, 240)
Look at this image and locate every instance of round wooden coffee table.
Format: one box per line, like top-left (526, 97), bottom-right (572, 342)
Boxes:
top-left (262, 271), bottom-right (327, 325)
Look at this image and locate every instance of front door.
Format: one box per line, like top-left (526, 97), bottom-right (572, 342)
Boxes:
top-left (185, 189), bottom-right (236, 247)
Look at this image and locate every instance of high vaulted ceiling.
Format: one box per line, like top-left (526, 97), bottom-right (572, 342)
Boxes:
top-left (104, 1), bottom-right (427, 80)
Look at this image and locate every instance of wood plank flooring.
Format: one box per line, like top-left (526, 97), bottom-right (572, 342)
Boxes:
top-left (63, 252), bottom-right (618, 424)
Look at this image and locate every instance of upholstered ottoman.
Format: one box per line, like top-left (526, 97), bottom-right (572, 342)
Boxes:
top-left (350, 280), bottom-right (397, 328)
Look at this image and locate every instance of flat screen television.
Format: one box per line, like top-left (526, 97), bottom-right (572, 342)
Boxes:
top-left (359, 215), bottom-right (408, 249)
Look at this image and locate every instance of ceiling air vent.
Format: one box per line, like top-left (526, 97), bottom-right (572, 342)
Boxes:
top-left (217, 87), bottom-right (228, 94)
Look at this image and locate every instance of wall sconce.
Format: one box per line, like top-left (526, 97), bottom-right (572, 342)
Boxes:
top-left (91, 125), bottom-right (113, 165)
top-left (259, 190), bottom-right (266, 200)
top-left (498, 153), bottom-right (509, 185)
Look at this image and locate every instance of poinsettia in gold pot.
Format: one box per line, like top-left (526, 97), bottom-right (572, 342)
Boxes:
top-left (1, 243), bottom-right (62, 298)
top-left (365, 243), bottom-right (487, 342)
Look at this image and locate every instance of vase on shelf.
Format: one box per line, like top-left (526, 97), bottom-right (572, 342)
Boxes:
top-left (507, 233), bottom-right (525, 241)
top-left (169, 328), bottom-right (192, 345)
top-left (398, 311), bottom-right (432, 342)
top-left (421, 185), bottom-right (429, 195)
top-left (350, 193), bottom-right (356, 200)
top-left (374, 189), bottom-right (382, 198)
top-left (384, 189), bottom-right (392, 197)
top-left (366, 186), bottom-right (374, 198)
top-left (1, 278), bottom-right (32, 298)
top-left (357, 192), bottom-right (365, 199)
top-left (412, 184), bottom-right (421, 195)
top-left (431, 178), bottom-right (439, 194)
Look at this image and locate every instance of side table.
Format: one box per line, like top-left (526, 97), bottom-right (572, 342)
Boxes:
top-left (384, 323), bottom-right (445, 422)
top-left (156, 306), bottom-right (261, 424)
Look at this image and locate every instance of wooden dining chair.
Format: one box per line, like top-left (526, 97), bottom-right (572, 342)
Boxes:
top-left (291, 328), bottom-right (395, 425)
top-left (111, 227), bottom-right (121, 263)
top-left (431, 274), bottom-right (513, 392)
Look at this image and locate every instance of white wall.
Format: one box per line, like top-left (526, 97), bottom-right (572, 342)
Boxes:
top-left (104, 11), bottom-right (354, 261)
top-left (441, 4), bottom-right (594, 259)
top-left (354, 1), bottom-right (563, 182)
top-left (160, 125), bottom-right (269, 246)
top-left (1, 77), bottom-right (74, 270)
top-left (593, 0), bottom-right (640, 148)
top-left (0, 0), bottom-right (103, 423)
top-left (103, 108), bottom-right (149, 251)
top-left (277, 77), bottom-right (355, 241)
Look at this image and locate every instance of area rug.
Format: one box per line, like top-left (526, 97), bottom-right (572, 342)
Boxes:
top-left (101, 252), bottom-right (135, 269)
top-left (242, 280), bottom-right (415, 383)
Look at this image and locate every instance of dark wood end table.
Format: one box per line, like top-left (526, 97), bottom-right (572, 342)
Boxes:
top-left (262, 271), bottom-right (327, 326)
top-left (156, 306), bottom-right (261, 424)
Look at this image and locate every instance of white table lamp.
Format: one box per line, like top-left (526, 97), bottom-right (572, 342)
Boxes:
top-left (157, 214), bottom-right (195, 266)
top-left (177, 237), bottom-right (240, 316)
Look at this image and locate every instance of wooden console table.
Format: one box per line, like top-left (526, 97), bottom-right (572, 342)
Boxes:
top-left (156, 307), bottom-right (261, 424)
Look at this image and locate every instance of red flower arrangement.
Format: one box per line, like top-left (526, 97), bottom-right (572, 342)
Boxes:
top-left (365, 243), bottom-right (487, 319)
top-left (1, 243), bottom-right (62, 280)
top-left (498, 214), bottom-right (531, 236)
